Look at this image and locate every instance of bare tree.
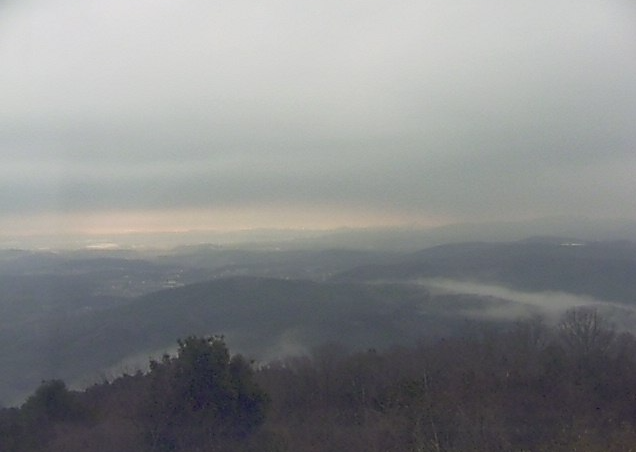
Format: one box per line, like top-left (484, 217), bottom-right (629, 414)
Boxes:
top-left (558, 307), bottom-right (615, 356)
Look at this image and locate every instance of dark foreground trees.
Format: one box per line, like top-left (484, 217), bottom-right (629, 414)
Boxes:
top-left (3, 308), bottom-right (636, 451)
top-left (144, 336), bottom-right (269, 451)
top-left (0, 336), bottom-right (269, 452)
top-left (255, 308), bottom-right (636, 452)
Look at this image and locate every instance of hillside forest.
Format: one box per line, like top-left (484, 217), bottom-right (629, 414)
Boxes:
top-left (2, 307), bottom-right (636, 452)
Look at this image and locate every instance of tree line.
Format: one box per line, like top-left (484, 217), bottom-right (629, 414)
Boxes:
top-left (2, 307), bottom-right (636, 451)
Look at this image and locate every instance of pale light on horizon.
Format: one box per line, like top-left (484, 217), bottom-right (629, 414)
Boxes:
top-left (1, 0), bottom-right (635, 245)
top-left (0, 206), bottom-right (454, 247)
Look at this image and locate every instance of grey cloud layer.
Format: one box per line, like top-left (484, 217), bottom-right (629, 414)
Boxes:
top-left (1, 0), bottom-right (635, 223)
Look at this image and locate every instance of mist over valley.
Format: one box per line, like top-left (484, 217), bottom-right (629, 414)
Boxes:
top-left (3, 226), bottom-right (636, 407)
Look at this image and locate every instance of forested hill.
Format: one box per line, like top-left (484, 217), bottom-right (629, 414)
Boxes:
top-left (3, 309), bottom-right (636, 451)
top-left (1, 276), bottom-right (490, 406)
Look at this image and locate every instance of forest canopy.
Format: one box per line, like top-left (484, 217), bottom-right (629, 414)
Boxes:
top-left (2, 308), bottom-right (636, 452)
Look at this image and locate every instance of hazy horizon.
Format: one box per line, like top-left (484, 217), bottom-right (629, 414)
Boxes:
top-left (2, 0), bottom-right (635, 247)
top-left (4, 215), bottom-right (636, 251)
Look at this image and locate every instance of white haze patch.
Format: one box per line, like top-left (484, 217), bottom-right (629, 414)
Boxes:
top-left (259, 327), bottom-right (310, 363)
top-left (416, 278), bottom-right (636, 331)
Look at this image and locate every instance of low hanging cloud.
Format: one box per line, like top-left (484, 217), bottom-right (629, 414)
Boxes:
top-left (419, 278), bottom-right (636, 330)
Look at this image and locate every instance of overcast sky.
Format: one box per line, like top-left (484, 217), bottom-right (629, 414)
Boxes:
top-left (1, 0), bottom-right (635, 243)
